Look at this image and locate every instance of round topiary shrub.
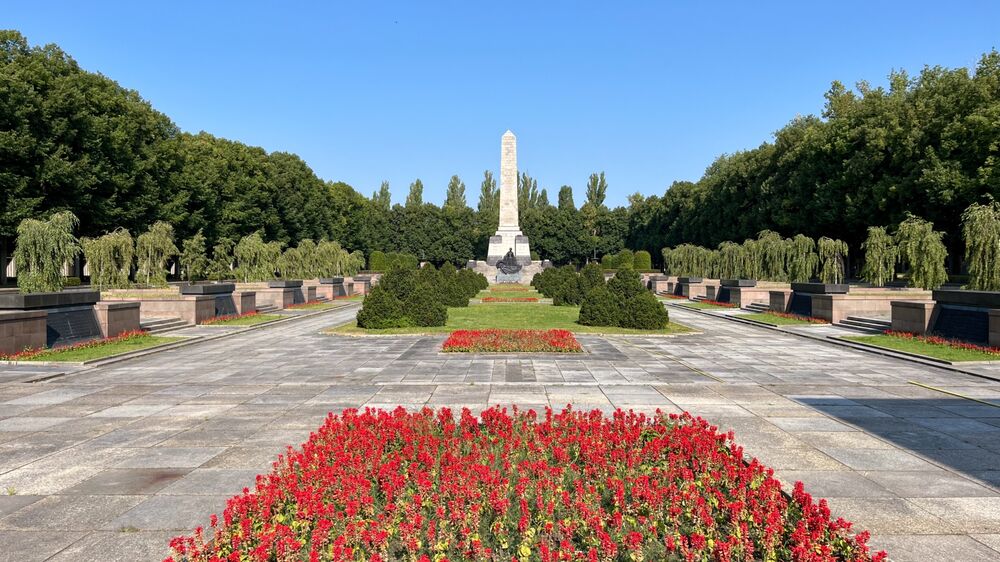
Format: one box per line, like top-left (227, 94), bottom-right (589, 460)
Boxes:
top-left (634, 250), bottom-right (652, 271)
top-left (615, 249), bottom-right (635, 270)
top-left (579, 262), bottom-right (605, 295)
top-left (607, 268), bottom-right (644, 303)
top-left (404, 283), bottom-right (448, 327)
top-left (356, 285), bottom-right (408, 329)
top-left (622, 290), bottom-right (669, 329)
top-left (379, 267), bottom-right (418, 301)
top-left (578, 286), bottom-right (621, 326)
top-left (368, 250), bottom-right (388, 272)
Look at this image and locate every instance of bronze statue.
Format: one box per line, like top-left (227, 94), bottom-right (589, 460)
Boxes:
top-left (497, 248), bottom-right (522, 274)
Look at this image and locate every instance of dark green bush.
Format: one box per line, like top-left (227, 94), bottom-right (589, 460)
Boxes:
top-left (379, 267), bottom-right (418, 301)
top-left (356, 285), bottom-right (408, 329)
top-left (633, 250), bottom-right (652, 271)
top-left (404, 283), bottom-right (447, 326)
top-left (368, 250), bottom-right (388, 272)
top-left (553, 276), bottom-right (583, 306)
top-left (579, 262), bottom-right (605, 295)
top-left (615, 249), bottom-right (635, 270)
top-left (607, 268), bottom-right (644, 303)
top-left (621, 290), bottom-right (669, 329)
top-left (578, 286), bottom-right (621, 326)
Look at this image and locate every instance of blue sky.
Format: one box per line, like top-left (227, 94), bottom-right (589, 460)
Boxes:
top-left (6, 1), bottom-right (999, 207)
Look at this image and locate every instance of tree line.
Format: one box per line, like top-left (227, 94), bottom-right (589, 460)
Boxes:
top-left (4, 29), bottom-right (999, 282)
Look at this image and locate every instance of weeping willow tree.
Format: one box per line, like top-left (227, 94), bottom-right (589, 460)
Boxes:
top-left (234, 232), bottom-right (282, 282)
top-left (860, 226), bottom-right (897, 287)
top-left (135, 221), bottom-right (178, 287)
top-left (345, 250), bottom-right (366, 276)
top-left (786, 234), bottom-right (818, 283)
top-left (817, 237), bottom-right (848, 284)
top-left (81, 228), bottom-right (134, 289)
top-left (13, 211), bottom-right (81, 293)
top-left (716, 241), bottom-right (748, 280)
top-left (741, 238), bottom-right (763, 280)
top-left (961, 201), bottom-right (1000, 291)
top-left (756, 231), bottom-right (788, 282)
top-left (296, 239), bottom-right (319, 278)
top-left (896, 214), bottom-right (948, 290)
top-left (180, 231), bottom-right (209, 282)
top-left (315, 240), bottom-right (348, 277)
top-left (277, 246), bottom-right (305, 279)
top-left (665, 244), bottom-right (714, 277)
top-left (207, 238), bottom-right (235, 281)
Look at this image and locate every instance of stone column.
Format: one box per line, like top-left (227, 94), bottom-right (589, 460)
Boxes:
top-left (499, 130), bottom-right (518, 229)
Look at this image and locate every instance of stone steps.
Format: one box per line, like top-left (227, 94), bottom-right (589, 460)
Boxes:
top-left (256, 304), bottom-right (279, 314)
top-left (744, 302), bottom-right (770, 313)
top-left (140, 317), bottom-right (189, 334)
top-left (837, 315), bottom-right (891, 334)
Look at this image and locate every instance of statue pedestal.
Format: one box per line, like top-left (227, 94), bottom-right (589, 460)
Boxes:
top-left (496, 271), bottom-right (523, 284)
top-left (486, 230), bottom-right (531, 265)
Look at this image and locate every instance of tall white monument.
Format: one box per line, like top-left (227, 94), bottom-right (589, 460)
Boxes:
top-left (487, 130), bottom-right (532, 265)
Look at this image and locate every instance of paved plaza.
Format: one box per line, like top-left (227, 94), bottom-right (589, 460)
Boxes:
top-left (1, 305), bottom-right (999, 561)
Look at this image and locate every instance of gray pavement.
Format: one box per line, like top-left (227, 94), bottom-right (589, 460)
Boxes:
top-left (1, 304), bottom-right (999, 561)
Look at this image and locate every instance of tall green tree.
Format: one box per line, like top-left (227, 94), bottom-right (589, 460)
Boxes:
top-left (860, 227), bottom-right (897, 287)
top-left (557, 186), bottom-right (575, 210)
top-left (585, 172), bottom-right (608, 208)
top-left (135, 221), bottom-right (178, 286)
top-left (372, 181), bottom-right (391, 211)
top-left (82, 228), bottom-right (135, 289)
top-left (961, 201), bottom-right (1000, 291)
top-left (179, 231), bottom-right (209, 282)
top-left (405, 179), bottom-right (424, 207)
top-left (14, 211), bottom-right (81, 293)
top-left (896, 215), bottom-right (948, 289)
top-left (443, 175), bottom-right (467, 210)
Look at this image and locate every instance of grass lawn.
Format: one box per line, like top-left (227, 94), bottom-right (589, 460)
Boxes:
top-left (680, 301), bottom-right (734, 310)
top-left (19, 335), bottom-right (185, 362)
top-left (842, 334), bottom-right (1000, 362)
top-left (329, 303), bottom-right (692, 335)
top-left (740, 312), bottom-right (827, 326)
top-left (288, 302), bottom-right (343, 311)
top-left (205, 313), bottom-right (283, 326)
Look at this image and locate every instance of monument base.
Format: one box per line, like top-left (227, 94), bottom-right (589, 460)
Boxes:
top-left (469, 261), bottom-right (544, 286)
top-left (486, 229), bottom-right (531, 265)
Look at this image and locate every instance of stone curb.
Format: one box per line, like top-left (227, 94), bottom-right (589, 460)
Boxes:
top-left (670, 303), bottom-right (1000, 384)
top-left (20, 303), bottom-right (360, 382)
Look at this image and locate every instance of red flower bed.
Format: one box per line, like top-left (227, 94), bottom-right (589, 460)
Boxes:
top-left (203, 311), bottom-right (260, 325)
top-left (0, 329), bottom-right (150, 361)
top-left (166, 407), bottom-right (885, 562)
top-left (490, 285), bottom-right (530, 292)
top-left (443, 329), bottom-right (582, 353)
top-left (664, 294), bottom-right (688, 300)
top-left (701, 299), bottom-right (738, 308)
top-left (769, 311), bottom-right (828, 324)
top-left (481, 296), bottom-right (540, 303)
top-left (884, 330), bottom-right (1000, 356)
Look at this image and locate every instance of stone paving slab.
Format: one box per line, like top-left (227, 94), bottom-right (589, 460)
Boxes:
top-left (0, 304), bottom-right (998, 560)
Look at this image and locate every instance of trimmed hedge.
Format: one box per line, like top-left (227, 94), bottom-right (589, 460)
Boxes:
top-left (578, 285), bottom-right (620, 326)
top-left (357, 263), bottom-right (488, 328)
top-left (356, 285), bottom-right (408, 329)
top-left (404, 283), bottom-right (447, 326)
top-left (579, 268), bottom-right (668, 329)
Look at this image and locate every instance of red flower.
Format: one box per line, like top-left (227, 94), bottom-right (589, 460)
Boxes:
top-left (0, 329), bottom-right (151, 361)
top-left (165, 407), bottom-right (886, 562)
top-left (442, 329), bottom-right (582, 353)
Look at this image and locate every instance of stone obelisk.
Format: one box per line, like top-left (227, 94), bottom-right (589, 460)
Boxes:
top-left (487, 130), bottom-right (531, 265)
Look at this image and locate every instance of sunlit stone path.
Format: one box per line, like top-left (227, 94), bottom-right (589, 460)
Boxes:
top-left (1, 305), bottom-right (999, 561)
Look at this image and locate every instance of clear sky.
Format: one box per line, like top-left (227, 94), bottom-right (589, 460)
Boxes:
top-left (6, 1), bottom-right (999, 207)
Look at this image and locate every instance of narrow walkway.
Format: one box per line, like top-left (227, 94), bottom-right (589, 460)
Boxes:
top-left (0, 305), bottom-right (997, 560)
